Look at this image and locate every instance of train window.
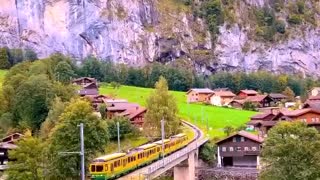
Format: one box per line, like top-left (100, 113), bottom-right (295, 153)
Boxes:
top-left (157, 147), bottom-right (160, 152)
top-left (128, 157), bottom-right (131, 163)
top-left (113, 162), bottom-right (117, 168)
top-left (118, 160), bottom-right (121, 166)
top-left (134, 156), bottom-right (136, 161)
top-left (96, 165), bottom-right (103, 172)
top-left (91, 165), bottom-right (96, 172)
top-left (105, 164), bottom-right (108, 171)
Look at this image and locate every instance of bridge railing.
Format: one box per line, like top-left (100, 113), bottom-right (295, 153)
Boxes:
top-left (145, 137), bottom-right (209, 176)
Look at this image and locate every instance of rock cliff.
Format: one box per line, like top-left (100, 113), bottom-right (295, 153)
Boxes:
top-left (1, 0), bottom-right (320, 77)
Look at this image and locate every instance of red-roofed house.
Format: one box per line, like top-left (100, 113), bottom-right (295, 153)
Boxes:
top-left (216, 131), bottom-right (263, 168)
top-left (208, 91), bottom-right (236, 106)
top-left (237, 90), bottom-right (258, 99)
top-left (116, 107), bottom-right (147, 126)
top-left (73, 77), bottom-right (99, 96)
top-left (84, 95), bottom-right (110, 111)
top-left (187, 88), bottom-right (214, 103)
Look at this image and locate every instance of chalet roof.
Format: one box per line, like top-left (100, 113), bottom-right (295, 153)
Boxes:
top-left (117, 106), bottom-right (147, 120)
top-left (73, 77), bottom-right (97, 83)
top-left (283, 108), bottom-right (320, 117)
top-left (78, 88), bottom-right (99, 96)
top-left (106, 103), bottom-right (140, 111)
top-left (216, 130), bottom-right (264, 144)
top-left (187, 88), bottom-right (214, 94)
top-left (208, 91), bottom-right (236, 98)
top-left (83, 82), bottom-right (98, 89)
top-left (239, 90), bottom-right (258, 95)
top-left (303, 101), bottom-right (320, 111)
top-left (269, 93), bottom-right (287, 99)
top-left (2, 133), bottom-right (23, 143)
top-left (246, 95), bottom-right (270, 103)
top-left (229, 99), bottom-right (245, 105)
top-left (0, 142), bottom-right (18, 150)
top-left (308, 95), bottom-right (320, 101)
top-left (102, 99), bottom-right (128, 104)
top-left (251, 112), bottom-right (274, 120)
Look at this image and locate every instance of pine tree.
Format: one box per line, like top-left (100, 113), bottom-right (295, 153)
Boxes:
top-left (143, 76), bottom-right (180, 139)
top-left (0, 48), bottom-right (10, 69)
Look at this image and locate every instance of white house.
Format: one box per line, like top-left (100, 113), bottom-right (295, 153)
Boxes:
top-left (209, 91), bottom-right (236, 106)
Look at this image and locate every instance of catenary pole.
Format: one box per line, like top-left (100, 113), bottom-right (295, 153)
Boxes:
top-left (80, 123), bottom-right (85, 180)
top-left (161, 118), bottom-right (165, 167)
top-left (117, 121), bottom-right (121, 152)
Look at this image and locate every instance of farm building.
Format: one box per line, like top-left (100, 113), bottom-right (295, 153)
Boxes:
top-left (208, 90), bottom-right (236, 106)
top-left (229, 95), bottom-right (274, 109)
top-left (237, 90), bottom-right (258, 99)
top-left (186, 88), bottom-right (214, 103)
top-left (73, 77), bottom-right (99, 96)
top-left (216, 131), bottom-right (263, 168)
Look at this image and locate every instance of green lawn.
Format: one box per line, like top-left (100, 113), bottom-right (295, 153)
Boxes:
top-left (100, 84), bottom-right (257, 138)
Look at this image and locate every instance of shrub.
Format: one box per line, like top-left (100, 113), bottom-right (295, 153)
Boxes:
top-left (199, 141), bottom-right (217, 165)
top-left (288, 14), bottom-right (302, 24)
top-left (275, 19), bottom-right (286, 34)
top-left (243, 101), bottom-right (257, 111)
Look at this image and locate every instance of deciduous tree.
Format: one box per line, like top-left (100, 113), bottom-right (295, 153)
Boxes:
top-left (0, 48), bottom-right (11, 69)
top-left (54, 61), bottom-right (75, 83)
top-left (7, 131), bottom-right (45, 180)
top-left (282, 86), bottom-right (295, 102)
top-left (47, 98), bottom-right (108, 179)
top-left (143, 76), bottom-right (180, 139)
top-left (260, 122), bottom-right (320, 180)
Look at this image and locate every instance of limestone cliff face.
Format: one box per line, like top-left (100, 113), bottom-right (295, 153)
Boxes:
top-left (1, 0), bottom-right (320, 77)
top-left (0, 0), bottom-right (210, 66)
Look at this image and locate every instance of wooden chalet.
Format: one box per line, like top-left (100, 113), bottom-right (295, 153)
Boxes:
top-left (216, 131), bottom-right (263, 168)
top-left (84, 95), bottom-right (110, 111)
top-left (186, 88), bottom-right (214, 103)
top-left (229, 95), bottom-right (273, 109)
top-left (208, 90), bottom-right (236, 106)
top-left (0, 133), bottom-right (22, 165)
top-left (303, 101), bottom-right (320, 111)
top-left (269, 93), bottom-right (287, 103)
top-left (237, 90), bottom-right (258, 99)
top-left (248, 108), bottom-right (320, 135)
top-left (116, 106), bottom-right (147, 126)
top-left (73, 77), bottom-right (99, 96)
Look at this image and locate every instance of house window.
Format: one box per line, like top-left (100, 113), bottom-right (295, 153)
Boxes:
top-left (244, 147), bottom-right (249, 151)
top-left (236, 147), bottom-right (241, 151)
top-left (301, 119), bottom-right (307, 122)
top-left (222, 147), bottom-right (226, 152)
top-left (241, 137), bottom-right (245, 142)
top-left (252, 146), bottom-right (257, 151)
top-left (229, 147), bottom-right (234, 151)
top-left (316, 118), bottom-right (319, 122)
top-left (233, 137), bottom-right (242, 142)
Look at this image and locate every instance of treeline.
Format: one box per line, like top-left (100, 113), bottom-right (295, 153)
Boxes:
top-left (0, 51), bottom-right (318, 96)
top-left (0, 47), bottom-right (38, 69)
top-left (75, 56), bottom-right (319, 96)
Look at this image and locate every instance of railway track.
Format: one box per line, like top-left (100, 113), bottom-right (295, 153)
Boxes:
top-left (118, 121), bottom-right (207, 180)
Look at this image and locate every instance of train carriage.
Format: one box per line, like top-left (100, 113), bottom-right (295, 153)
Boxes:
top-left (89, 133), bottom-right (190, 180)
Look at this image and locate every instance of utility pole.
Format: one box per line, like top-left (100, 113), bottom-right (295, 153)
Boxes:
top-left (161, 118), bottom-right (165, 167)
top-left (80, 123), bottom-right (85, 180)
top-left (59, 123), bottom-right (85, 180)
top-left (117, 121), bottom-right (121, 153)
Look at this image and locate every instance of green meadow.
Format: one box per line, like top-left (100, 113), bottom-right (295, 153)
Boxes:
top-left (100, 84), bottom-right (257, 138)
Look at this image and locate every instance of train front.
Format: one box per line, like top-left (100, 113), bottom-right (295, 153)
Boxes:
top-left (89, 160), bottom-right (109, 180)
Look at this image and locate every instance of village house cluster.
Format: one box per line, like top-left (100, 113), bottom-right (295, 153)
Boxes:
top-left (214, 87), bottom-right (320, 169)
top-left (72, 77), bottom-right (146, 126)
top-left (186, 88), bottom-right (288, 109)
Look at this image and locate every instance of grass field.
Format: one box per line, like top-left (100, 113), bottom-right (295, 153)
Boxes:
top-left (100, 84), bottom-right (257, 138)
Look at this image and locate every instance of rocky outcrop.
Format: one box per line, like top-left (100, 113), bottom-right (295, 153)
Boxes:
top-left (213, 25), bottom-right (320, 77)
top-left (1, 0), bottom-right (320, 77)
top-left (0, 0), bottom-right (210, 66)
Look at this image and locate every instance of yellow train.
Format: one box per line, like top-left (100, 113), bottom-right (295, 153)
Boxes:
top-left (89, 133), bottom-right (189, 180)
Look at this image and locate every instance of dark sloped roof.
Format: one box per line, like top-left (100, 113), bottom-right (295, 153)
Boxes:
top-left (308, 96), bottom-right (320, 101)
top-left (283, 108), bottom-right (320, 117)
top-left (251, 112), bottom-right (274, 120)
top-left (269, 93), bottom-right (287, 99)
top-left (246, 95), bottom-right (270, 102)
top-left (303, 101), bottom-right (320, 111)
top-left (216, 130), bottom-right (264, 144)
